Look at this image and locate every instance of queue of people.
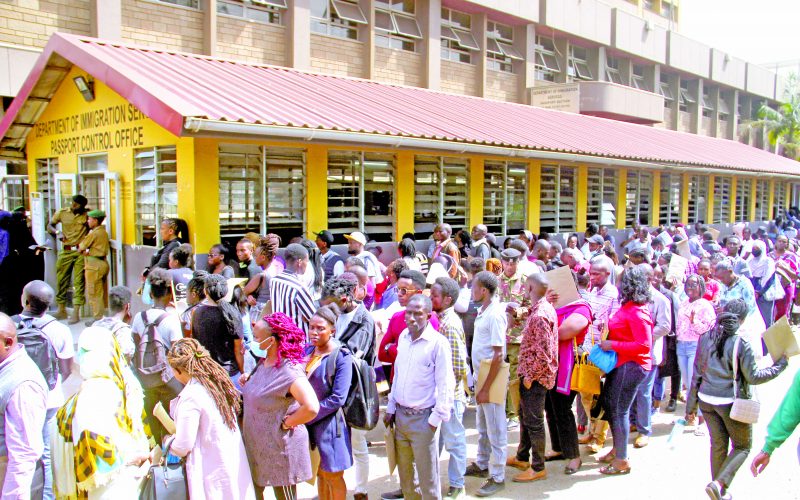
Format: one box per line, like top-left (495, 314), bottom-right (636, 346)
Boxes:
top-left (1, 214), bottom-right (799, 500)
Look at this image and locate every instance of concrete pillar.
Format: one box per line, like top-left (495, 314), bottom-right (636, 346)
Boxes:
top-left (709, 85), bottom-right (721, 137)
top-left (646, 64), bottom-right (660, 94)
top-left (361, 0), bottom-right (374, 79)
top-left (726, 89), bottom-right (739, 140)
top-left (619, 57), bottom-right (633, 86)
top-left (475, 13), bottom-right (487, 98)
top-left (421, 0), bottom-right (441, 91)
top-left (554, 38), bottom-right (569, 84)
top-left (203, 0), bottom-right (218, 56)
top-left (288, 0), bottom-right (312, 70)
top-left (517, 23), bottom-right (535, 103)
top-left (590, 46), bottom-right (605, 82)
top-left (689, 78), bottom-right (702, 134)
top-left (668, 73), bottom-right (680, 131)
top-left (90, 0), bottom-right (121, 40)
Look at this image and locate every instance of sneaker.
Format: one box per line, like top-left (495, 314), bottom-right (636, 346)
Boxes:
top-left (506, 417), bottom-right (519, 430)
top-left (464, 463), bottom-right (489, 478)
top-left (475, 478), bottom-right (505, 497)
top-left (380, 490), bottom-right (402, 499)
top-left (634, 434), bottom-right (649, 448)
top-left (666, 399), bottom-right (677, 412)
top-left (445, 487), bottom-right (465, 499)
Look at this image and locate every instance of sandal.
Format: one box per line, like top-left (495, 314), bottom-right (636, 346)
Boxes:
top-left (544, 452), bottom-right (565, 462)
top-left (599, 463), bottom-right (631, 475)
top-left (598, 451), bottom-right (616, 464)
top-left (564, 459), bottom-right (582, 475)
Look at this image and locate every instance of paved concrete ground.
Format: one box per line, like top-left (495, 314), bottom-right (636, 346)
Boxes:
top-left (60, 320), bottom-right (799, 500)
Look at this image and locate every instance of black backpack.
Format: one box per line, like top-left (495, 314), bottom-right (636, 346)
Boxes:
top-left (133, 311), bottom-right (170, 389)
top-left (11, 315), bottom-right (59, 390)
top-left (326, 341), bottom-right (380, 431)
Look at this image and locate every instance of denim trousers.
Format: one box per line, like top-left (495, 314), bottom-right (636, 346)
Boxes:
top-left (516, 380), bottom-right (548, 472)
top-left (476, 402), bottom-right (507, 482)
top-left (544, 388), bottom-right (580, 460)
top-left (632, 366), bottom-right (658, 435)
top-left (698, 400), bottom-right (752, 488)
top-left (676, 340), bottom-right (698, 395)
top-left (396, 407), bottom-right (441, 500)
top-left (439, 400), bottom-right (467, 489)
top-left (605, 362), bottom-right (647, 460)
top-left (41, 408), bottom-right (58, 500)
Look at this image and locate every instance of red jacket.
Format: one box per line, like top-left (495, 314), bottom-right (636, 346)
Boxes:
top-left (378, 309), bottom-right (440, 383)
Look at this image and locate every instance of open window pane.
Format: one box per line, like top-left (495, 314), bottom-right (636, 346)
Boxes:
top-left (540, 165), bottom-right (576, 233)
top-left (625, 170), bottom-right (652, 226)
top-left (713, 176), bottom-right (732, 224)
top-left (135, 146), bottom-right (178, 246)
top-left (587, 167), bottom-right (618, 227)
top-left (393, 13), bottom-right (422, 39)
top-left (754, 179), bottom-right (770, 221)
top-left (680, 88), bottom-right (696, 104)
top-left (658, 173), bottom-right (682, 225)
top-left (454, 29), bottom-right (479, 50)
top-left (574, 60), bottom-right (593, 80)
top-left (486, 38), bottom-right (502, 55)
top-left (251, 0), bottom-right (287, 7)
top-left (332, 0), bottom-right (367, 24)
top-left (375, 9), bottom-right (394, 32)
top-left (687, 174), bottom-right (708, 224)
top-left (441, 25), bottom-right (458, 41)
top-left (606, 69), bottom-right (623, 84)
top-left (541, 52), bottom-right (560, 72)
top-left (483, 161), bottom-right (505, 234)
top-left (735, 179), bottom-right (750, 222)
top-left (498, 42), bottom-right (523, 60)
top-left (659, 82), bottom-right (674, 101)
top-left (219, 144), bottom-right (263, 237)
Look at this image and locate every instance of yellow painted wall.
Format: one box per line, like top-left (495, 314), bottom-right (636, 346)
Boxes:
top-left (576, 165), bottom-right (588, 231)
top-left (182, 138), bottom-right (219, 251)
top-left (749, 178), bottom-right (757, 220)
top-left (680, 173), bottom-right (690, 222)
top-left (26, 66), bottom-right (181, 246)
top-left (768, 179), bottom-right (775, 219)
top-left (706, 175), bottom-right (715, 224)
top-left (651, 171), bottom-right (661, 226)
top-left (527, 161), bottom-right (541, 234)
top-left (616, 167), bottom-right (627, 229)
top-left (729, 177), bottom-right (737, 223)
top-left (395, 151), bottom-right (415, 240)
top-left (469, 157), bottom-right (484, 229)
top-left (306, 145), bottom-right (328, 238)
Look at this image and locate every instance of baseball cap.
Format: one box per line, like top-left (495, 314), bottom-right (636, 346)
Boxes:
top-left (344, 231), bottom-right (367, 246)
top-left (314, 230), bottom-right (334, 245)
top-left (588, 235), bottom-right (604, 245)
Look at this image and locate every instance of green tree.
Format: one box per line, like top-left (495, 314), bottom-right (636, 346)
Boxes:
top-left (748, 73), bottom-right (800, 160)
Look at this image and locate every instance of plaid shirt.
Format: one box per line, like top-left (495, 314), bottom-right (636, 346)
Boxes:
top-left (438, 307), bottom-right (468, 403)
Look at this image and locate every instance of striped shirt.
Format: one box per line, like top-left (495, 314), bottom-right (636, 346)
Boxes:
top-left (268, 271), bottom-right (316, 336)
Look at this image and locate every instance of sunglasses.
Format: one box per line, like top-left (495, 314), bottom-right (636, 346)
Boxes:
top-left (397, 287), bottom-right (418, 296)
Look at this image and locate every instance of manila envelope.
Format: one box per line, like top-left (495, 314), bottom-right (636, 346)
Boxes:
top-left (708, 227), bottom-right (721, 241)
top-left (544, 265), bottom-right (581, 309)
top-left (675, 239), bottom-right (692, 259)
top-left (762, 316), bottom-right (800, 360)
top-left (476, 359), bottom-right (510, 405)
top-left (385, 425), bottom-right (398, 475)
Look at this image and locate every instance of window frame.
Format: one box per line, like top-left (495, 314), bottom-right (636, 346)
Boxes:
top-left (217, 0), bottom-right (284, 25)
top-left (658, 172), bottom-right (682, 226)
top-left (152, 0), bottom-right (200, 9)
top-left (534, 36), bottom-right (561, 82)
top-left (605, 56), bottom-right (623, 84)
top-left (483, 160), bottom-right (528, 236)
top-left (625, 170), bottom-right (653, 227)
top-left (586, 167), bottom-right (618, 228)
top-left (375, 0), bottom-right (421, 52)
top-left (134, 146), bottom-right (178, 247)
top-left (413, 156), bottom-right (470, 236)
top-left (735, 178), bottom-right (751, 222)
top-left (568, 46), bottom-right (593, 81)
top-left (311, 0), bottom-right (366, 41)
top-left (539, 165), bottom-right (577, 234)
top-left (687, 174), bottom-right (709, 224)
top-left (35, 158), bottom-right (58, 224)
top-left (486, 20), bottom-right (516, 73)
top-left (712, 176), bottom-right (732, 224)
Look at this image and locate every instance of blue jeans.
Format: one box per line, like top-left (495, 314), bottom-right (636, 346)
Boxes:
top-left (42, 407), bottom-right (58, 500)
top-left (606, 362), bottom-right (647, 460)
top-left (439, 400), bottom-right (467, 488)
top-left (633, 365), bottom-right (658, 435)
top-left (677, 340), bottom-right (698, 394)
top-left (476, 402), bottom-right (507, 482)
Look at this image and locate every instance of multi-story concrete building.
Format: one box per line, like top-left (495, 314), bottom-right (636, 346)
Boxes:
top-left (0, 0), bottom-right (797, 295)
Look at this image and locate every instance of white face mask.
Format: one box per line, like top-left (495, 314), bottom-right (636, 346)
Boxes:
top-left (249, 337), bottom-right (273, 358)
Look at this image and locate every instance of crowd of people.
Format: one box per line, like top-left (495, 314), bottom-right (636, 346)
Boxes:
top-left (1, 211), bottom-right (799, 500)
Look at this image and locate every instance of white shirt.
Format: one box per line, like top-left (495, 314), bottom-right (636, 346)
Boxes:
top-left (387, 323), bottom-right (454, 427)
top-left (131, 309), bottom-right (183, 345)
top-left (357, 251), bottom-right (383, 280)
top-left (335, 307), bottom-right (358, 336)
top-left (471, 299), bottom-right (507, 375)
top-left (518, 259), bottom-right (540, 276)
top-left (18, 313), bottom-right (74, 410)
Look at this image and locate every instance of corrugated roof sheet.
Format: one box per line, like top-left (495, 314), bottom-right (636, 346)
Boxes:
top-left (2, 33), bottom-right (799, 175)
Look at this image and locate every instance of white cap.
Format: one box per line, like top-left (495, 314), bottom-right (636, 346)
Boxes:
top-left (344, 231), bottom-right (367, 246)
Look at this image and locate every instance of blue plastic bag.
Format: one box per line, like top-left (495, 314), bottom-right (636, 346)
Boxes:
top-left (588, 344), bottom-right (617, 373)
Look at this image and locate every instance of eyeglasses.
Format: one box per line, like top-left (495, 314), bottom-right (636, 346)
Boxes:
top-left (208, 252), bottom-right (221, 257)
top-left (397, 287), bottom-right (418, 296)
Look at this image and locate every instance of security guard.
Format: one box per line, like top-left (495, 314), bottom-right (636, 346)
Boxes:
top-left (47, 194), bottom-right (89, 323)
top-left (79, 209), bottom-right (110, 326)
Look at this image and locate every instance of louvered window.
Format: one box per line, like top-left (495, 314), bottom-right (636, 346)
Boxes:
top-left (483, 161), bottom-right (527, 235)
top-left (754, 179), bottom-right (770, 221)
top-left (35, 158), bottom-right (58, 223)
top-left (626, 170), bottom-right (653, 226)
top-left (587, 167), bottom-right (618, 227)
top-left (774, 182), bottom-right (787, 216)
top-left (735, 178), bottom-right (751, 222)
top-left (712, 176), bottom-right (732, 223)
top-left (135, 146), bottom-right (178, 246)
top-left (218, 145), bottom-right (306, 241)
top-left (540, 165), bottom-right (576, 233)
top-left (659, 172), bottom-right (681, 225)
top-left (414, 156), bottom-right (469, 237)
top-left (328, 151), bottom-right (395, 240)
top-left (687, 174), bottom-right (709, 224)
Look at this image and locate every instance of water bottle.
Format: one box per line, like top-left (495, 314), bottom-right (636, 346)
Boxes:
top-left (667, 418), bottom-right (687, 450)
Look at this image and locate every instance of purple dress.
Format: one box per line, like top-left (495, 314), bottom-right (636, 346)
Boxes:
top-left (242, 360), bottom-right (312, 487)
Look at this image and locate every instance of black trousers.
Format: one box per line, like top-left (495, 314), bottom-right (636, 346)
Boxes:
top-left (142, 378), bottom-right (183, 444)
top-left (515, 380), bottom-right (548, 471)
top-left (699, 400), bottom-right (752, 489)
top-left (544, 388), bottom-right (580, 459)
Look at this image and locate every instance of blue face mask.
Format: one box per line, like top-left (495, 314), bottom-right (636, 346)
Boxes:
top-left (249, 338), bottom-right (270, 358)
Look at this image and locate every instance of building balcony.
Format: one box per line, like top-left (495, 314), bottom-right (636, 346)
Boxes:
top-left (577, 80), bottom-right (664, 124)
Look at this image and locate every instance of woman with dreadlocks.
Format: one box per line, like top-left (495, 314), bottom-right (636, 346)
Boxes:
top-left (241, 312), bottom-right (320, 500)
top-left (167, 338), bottom-right (255, 500)
top-left (686, 299), bottom-right (788, 500)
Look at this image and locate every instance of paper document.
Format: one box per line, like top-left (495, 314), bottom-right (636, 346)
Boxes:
top-left (656, 231), bottom-right (674, 247)
top-left (476, 359), bottom-right (510, 405)
top-left (544, 266), bottom-right (581, 309)
top-left (762, 316), bottom-right (800, 360)
top-left (708, 228), bottom-right (720, 241)
top-left (675, 239), bottom-right (692, 259)
top-left (385, 425), bottom-right (398, 475)
top-left (666, 254), bottom-right (688, 282)
top-left (153, 401), bottom-right (176, 435)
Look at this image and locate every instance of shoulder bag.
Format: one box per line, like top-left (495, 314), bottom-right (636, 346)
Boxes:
top-left (729, 336), bottom-right (760, 424)
top-left (571, 338), bottom-right (601, 395)
top-left (140, 439), bottom-right (188, 500)
top-left (763, 272), bottom-right (786, 302)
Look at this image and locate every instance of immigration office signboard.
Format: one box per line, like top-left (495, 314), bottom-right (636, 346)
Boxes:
top-left (529, 83), bottom-right (580, 113)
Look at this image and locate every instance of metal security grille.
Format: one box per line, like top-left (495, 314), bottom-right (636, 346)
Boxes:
top-left (134, 146), bottom-right (178, 246)
top-left (735, 179), bottom-right (751, 222)
top-left (754, 179), bottom-right (770, 221)
top-left (626, 170), bottom-right (653, 226)
top-left (328, 151), bottom-right (395, 240)
top-left (687, 174), bottom-right (709, 224)
top-left (659, 172), bottom-right (682, 225)
top-left (540, 165), bottom-right (576, 233)
top-left (713, 176), bottom-right (732, 223)
top-left (413, 156), bottom-right (469, 236)
top-left (483, 160), bottom-right (527, 235)
top-left (35, 158), bottom-right (58, 222)
top-left (587, 167), bottom-right (617, 227)
top-left (774, 182), bottom-right (787, 216)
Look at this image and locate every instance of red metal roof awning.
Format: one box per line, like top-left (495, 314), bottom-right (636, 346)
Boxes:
top-left (1, 32), bottom-right (798, 176)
